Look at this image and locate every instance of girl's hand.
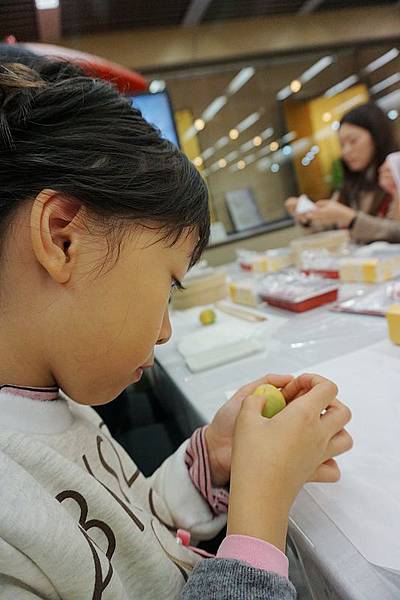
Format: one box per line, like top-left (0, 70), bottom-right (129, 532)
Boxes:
top-left (309, 200), bottom-right (356, 228)
top-left (379, 160), bottom-right (398, 197)
top-left (205, 374), bottom-right (294, 487)
top-left (227, 373), bottom-right (352, 551)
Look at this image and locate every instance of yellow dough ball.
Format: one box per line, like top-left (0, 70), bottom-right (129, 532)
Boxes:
top-left (199, 308), bottom-right (217, 326)
top-left (254, 384), bottom-right (286, 418)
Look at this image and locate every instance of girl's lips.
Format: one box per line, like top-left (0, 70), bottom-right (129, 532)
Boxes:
top-left (132, 362), bottom-right (154, 383)
top-left (132, 367), bottom-right (144, 382)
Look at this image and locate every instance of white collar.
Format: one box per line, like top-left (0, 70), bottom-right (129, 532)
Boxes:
top-left (0, 387), bottom-right (74, 434)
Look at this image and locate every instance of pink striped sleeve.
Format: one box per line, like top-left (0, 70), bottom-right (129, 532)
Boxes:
top-left (185, 426), bottom-right (229, 515)
top-left (217, 535), bottom-right (289, 579)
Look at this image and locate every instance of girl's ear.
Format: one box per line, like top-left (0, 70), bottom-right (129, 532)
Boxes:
top-left (30, 189), bottom-right (83, 284)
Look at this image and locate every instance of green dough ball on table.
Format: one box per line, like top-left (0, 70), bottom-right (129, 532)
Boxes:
top-left (199, 308), bottom-right (217, 326)
top-left (254, 384), bottom-right (286, 418)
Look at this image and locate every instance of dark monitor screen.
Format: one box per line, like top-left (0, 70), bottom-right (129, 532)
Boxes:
top-left (130, 91), bottom-right (180, 148)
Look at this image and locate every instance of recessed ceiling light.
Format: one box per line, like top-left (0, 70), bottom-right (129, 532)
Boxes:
top-left (194, 118), bottom-right (205, 131)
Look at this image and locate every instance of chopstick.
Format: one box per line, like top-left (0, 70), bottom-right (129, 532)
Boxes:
top-left (215, 301), bottom-right (268, 322)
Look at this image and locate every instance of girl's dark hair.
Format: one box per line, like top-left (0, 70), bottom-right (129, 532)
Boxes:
top-left (0, 58), bottom-right (210, 266)
top-left (338, 102), bottom-right (399, 214)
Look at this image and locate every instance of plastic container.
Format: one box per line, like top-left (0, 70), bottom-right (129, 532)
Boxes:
top-left (237, 248), bottom-right (293, 273)
top-left (387, 304), bottom-right (400, 344)
top-left (291, 230), bottom-right (349, 265)
top-left (333, 280), bottom-right (400, 317)
top-left (228, 280), bottom-right (258, 307)
top-left (172, 269), bottom-right (228, 310)
top-left (299, 249), bottom-right (346, 279)
top-left (258, 272), bottom-right (339, 313)
top-left (339, 243), bottom-right (400, 283)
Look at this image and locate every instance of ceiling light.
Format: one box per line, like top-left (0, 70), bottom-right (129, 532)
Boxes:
top-left (301, 157), bottom-right (311, 166)
top-left (229, 128), bottom-right (239, 140)
top-left (377, 89), bottom-right (400, 111)
top-left (201, 96), bottom-right (228, 121)
top-left (269, 141), bottom-right (279, 152)
top-left (215, 136), bottom-right (229, 149)
top-left (331, 120), bottom-right (340, 130)
top-left (277, 86), bottom-right (292, 101)
top-left (388, 109), bottom-right (399, 120)
top-left (218, 158), bottom-right (227, 168)
top-left (363, 48), bottom-right (399, 74)
top-left (300, 55), bottom-right (334, 83)
top-left (183, 125), bottom-right (197, 142)
top-left (282, 145), bottom-right (292, 156)
top-left (333, 93), bottom-right (366, 115)
top-left (245, 154), bottom-right (256, 164)
top-left (236, 112), bottom-right (261, 133)
top-left (277, 57), bottom-right (333, 102)
top-left (257, 146), bottom-right (271, 157)
top-left (281, 131), bottom-right (296, 144)
top-left (370, 73), bottom-right (400, 95)
top-left (324, 75), bottom-right (359, 97)
top-left (240, 140), bottom-right (254, 153)
top-left (271, 163), bottom-right (280, 173)
top-left (202, 147), bottom-right (215, 160)
top-left (290, 79), bottom-right (302, 93)
top-left (253, 136), bottom-right (262, 146)
top-left (149, 79), bottom-right (166, 93)
top-left (257, 157), bottom-right (271, 171)
top-left (226, 150), bottom-right (239, 162)
top-left (193, 156), bottom-right (203, 167)
top-left (322, 112), bottom-right (332, 123)
top-left (237, 160), bottom-right (246, 170)
top-left (35, 0), bottom-right (59, 7)
top-left (227, 67), bottom-right (255, 95)
top-left (194, 118), bottom-right (205, 131)
top-left (260, 127), bottom-right (274, 140)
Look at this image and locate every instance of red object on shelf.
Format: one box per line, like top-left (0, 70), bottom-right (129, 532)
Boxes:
top-left (21, 43), bottom-right (147, 93)
top-left (302, 268), bottom-right (340, 279)
top-left (260, 289), bottom-right (339, 312)
top-left (239, 262), bottom-right (253, 272)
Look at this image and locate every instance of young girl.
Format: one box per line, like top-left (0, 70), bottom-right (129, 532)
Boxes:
top-left (0, 59), bottom-right (352, 599)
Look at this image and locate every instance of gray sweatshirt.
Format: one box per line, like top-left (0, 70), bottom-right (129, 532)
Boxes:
top-left (0, 387), bottom-right (296, 599)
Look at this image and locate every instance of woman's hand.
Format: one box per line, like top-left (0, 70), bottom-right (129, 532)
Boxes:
top-left (379, 160), bottom-right (398, 197)
top-left (227, 373), bottom-right (352, 551)
top-left (285, 196), bottom-right (299, 217)
top-left (308, 200), bottom-right (356, 229)
top-left (205, 374), bottom-right (294, 487)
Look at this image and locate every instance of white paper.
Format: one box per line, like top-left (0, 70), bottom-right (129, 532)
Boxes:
top-left (302, 340), bottom-right (400, 573)
top-left (296, 194), bottom-right (316, 215)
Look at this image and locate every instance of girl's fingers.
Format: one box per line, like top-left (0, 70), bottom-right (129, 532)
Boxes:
top-left (283, 373), bottom-right (338, 412)
top-left (239, 394), bottom-right (269, 417)
top-left (236, 374), bottom-right (294, 400)
top-left (324, 429), bottom-right (353, 461)
top-left (321, 398), bottom-right (352, 436)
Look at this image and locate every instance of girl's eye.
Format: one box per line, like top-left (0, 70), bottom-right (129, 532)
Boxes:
top-left (170, 278), bottom-right (185, 300)
top-left (171, 278), bottom-right (185, 291)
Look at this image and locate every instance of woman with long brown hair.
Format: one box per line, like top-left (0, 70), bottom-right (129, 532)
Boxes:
top-left (286, 102), bottom-right (400, 243)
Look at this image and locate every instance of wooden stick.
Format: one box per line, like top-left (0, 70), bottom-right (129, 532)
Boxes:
top-left (215, 301), bottom-right (268, 322)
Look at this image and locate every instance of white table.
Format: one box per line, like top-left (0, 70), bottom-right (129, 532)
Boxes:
top-left (149, 268), bottom-right (400, 599)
